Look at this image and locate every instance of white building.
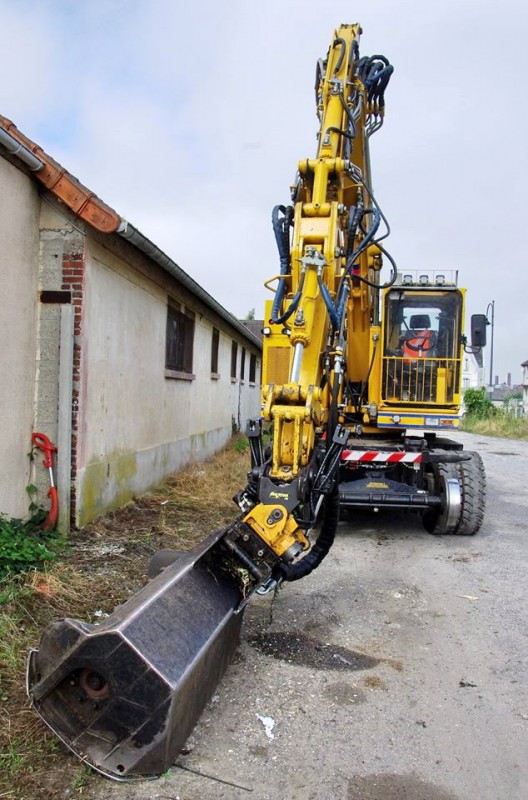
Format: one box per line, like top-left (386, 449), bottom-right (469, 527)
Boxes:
top-left (461, 349), bottom-right (485, 391)
top-left (0, 116), bottom-right (261, 528)
top-left (522, 360), bottom-right (528, 414)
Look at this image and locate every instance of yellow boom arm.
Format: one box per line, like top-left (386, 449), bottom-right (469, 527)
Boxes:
top-left (249, 25), bottom-right (393, 562)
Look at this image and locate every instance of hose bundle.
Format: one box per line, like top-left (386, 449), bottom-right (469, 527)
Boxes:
top-left (270, 205), bottom-right (300, 325)
top-left (357, 54), bottom-right (394, 109)
top-left (274, 487), bottom-right (340, 582)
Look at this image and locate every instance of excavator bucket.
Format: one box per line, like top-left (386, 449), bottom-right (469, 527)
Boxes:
top-left (27, 532), bottom-right (243, 780)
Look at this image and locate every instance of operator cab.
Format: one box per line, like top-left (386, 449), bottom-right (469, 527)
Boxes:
top-left (382, 273), bottom-right (463, 406)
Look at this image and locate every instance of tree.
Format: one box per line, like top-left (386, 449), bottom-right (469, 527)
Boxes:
top-left (245, 308), bottom-right (255, 320)
top-left (463, 387), bottom-right (494, 418)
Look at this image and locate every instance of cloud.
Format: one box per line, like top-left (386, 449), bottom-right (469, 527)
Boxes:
top-left (2, 0), bottom-right (527, 379)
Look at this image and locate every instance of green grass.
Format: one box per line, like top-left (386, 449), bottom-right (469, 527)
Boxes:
top-left (0, 736), bottom-right (28, 782)
top-left (234, 435), bottom-right (250, 452)
top-left (0, 511), bottom-right (64, 580)
top-left (71, 765), bottom-right (93, 791)
top-left (461, 413), bottom-right (528, 440)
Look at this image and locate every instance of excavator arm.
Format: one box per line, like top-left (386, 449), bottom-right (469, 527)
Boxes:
top-left (228, 24), bottom-right (394, 586)
top-left (27, 24), bottom-right (395, 779)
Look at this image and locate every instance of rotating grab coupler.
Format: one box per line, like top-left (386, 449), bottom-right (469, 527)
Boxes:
top-left (223, 475), bottom-right (310, 587)
top-left (225, 422), bottom-right (349, 590)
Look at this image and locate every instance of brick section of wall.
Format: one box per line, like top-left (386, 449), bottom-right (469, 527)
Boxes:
top-left (61, 247), bottom-right (86, 523)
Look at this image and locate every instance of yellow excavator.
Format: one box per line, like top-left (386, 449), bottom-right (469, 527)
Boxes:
top-left (28, 23), bottom-right (487, 780)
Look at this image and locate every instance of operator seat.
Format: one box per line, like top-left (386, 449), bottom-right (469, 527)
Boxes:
top-left (402, 314), bottom-right (437, 358)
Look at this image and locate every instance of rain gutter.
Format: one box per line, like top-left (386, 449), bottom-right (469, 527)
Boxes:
top-left (0, 126), bottom-right (44, 172)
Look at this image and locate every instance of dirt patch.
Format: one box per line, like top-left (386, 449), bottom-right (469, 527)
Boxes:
top-left (363, 675), bottom-right (387, 690)
top-left (448, 551), bottom-right (480, 563)
top-left (323, 681), bottom-right (366, 705)
top-left (347, 773), bottom-right (460, 799)
top-left (247, 630), bottom-right (379, 671)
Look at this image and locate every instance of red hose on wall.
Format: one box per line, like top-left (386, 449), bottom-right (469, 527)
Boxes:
top-left (32, 433), bottom-right (59, 531)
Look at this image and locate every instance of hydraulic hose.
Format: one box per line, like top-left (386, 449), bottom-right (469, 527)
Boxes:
top-left (318, 276), bottom-right (339, 329)
top-left (335, 278), bottom-right (350, 331)
top-left (370, 66), bottom-right (393, 108)
top-left (339, 92), bottom-right (357, 139)
top-left (325, 125), bottom-right (355, 141)
top-left (348, 39), bottom-right (360, 72)
top-left (270, 205), bottom-right (293, 323)
top-left (356, 54), bottom-right (393, 109)
top-left (272, 270), bottom-right (306, 326)
top-left (350, 240), bottom-right (398, 290)
top-left (274, 488), bottom-right (340, 582)
top-left (349, 168), bottom-right (391, 242)
top-left (332, 37), bottom-right (347, 75)
top-left (345, 207), bottom-right (381, 271)
top-left (345, 199), bottom-right (364, 259)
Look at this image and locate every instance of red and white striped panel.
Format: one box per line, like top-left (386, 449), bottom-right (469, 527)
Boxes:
top-left (341, 450), bottom-right (423, 464)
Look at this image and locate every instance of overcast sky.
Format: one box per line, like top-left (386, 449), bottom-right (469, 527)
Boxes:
top-left (2, 0), bottom-right (527, 383)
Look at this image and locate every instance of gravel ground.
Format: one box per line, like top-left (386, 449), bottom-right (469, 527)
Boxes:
top-left (91, 432), bottom-right (527, 800)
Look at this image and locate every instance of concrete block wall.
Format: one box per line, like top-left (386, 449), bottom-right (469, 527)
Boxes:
top-left (0, 158), bottom-right (40, 518)
top-left (75, 240), bottom-right (261, 526)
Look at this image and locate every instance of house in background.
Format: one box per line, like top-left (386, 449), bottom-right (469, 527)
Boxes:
top-left (461, 349), bottom-right (485, 391)
top-left (460, 349), bottom-right (485, 414)
top-left (240, 318), bottom-right (264, 343)
top-left (522, 360), bottom-right (528, 414)
top-left (488, 372), bottom-right (524, 412)
top-left (0, 116), bottom-right (261, 529)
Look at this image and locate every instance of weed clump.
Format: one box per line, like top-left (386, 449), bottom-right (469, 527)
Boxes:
top-left (0, 511), bottom-right (63, 579)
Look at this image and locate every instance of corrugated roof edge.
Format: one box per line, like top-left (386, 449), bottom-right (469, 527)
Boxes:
top-left (0, 115), bottom-right (261, 351)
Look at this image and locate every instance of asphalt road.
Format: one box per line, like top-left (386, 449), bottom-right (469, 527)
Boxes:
top-left (101, 432), bottom-right (527, 800)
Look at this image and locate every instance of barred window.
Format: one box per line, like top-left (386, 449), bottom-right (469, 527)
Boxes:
top-left (166, 303), bottom-right (194, 375)
top-left (211, 328), bottom-right (220, 374)
top-left (231, 341), bottom-right (238, 379)
top-left (249, 353), bottom-right (257, 384)
top-left (240, 347), bottom-right (246, 381)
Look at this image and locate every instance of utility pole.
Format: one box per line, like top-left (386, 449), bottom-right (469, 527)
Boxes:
top-left (486, 300), bottom-right (495, 388)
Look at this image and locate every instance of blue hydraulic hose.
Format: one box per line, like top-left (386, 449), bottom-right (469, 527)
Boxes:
top-left (271, 274), bottom-right (305, 326)
top-left (270, 205), bottom-right (292, 323)
top-left (336, 281), bottom-right (349, 329)
top-left (318, 276), bottom-right (339, 329)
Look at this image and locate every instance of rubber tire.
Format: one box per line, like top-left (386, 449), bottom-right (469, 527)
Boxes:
top-left (454, 451), bottom-right (486, 535)
top-left (423, 461), bottom-right (461, 535)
